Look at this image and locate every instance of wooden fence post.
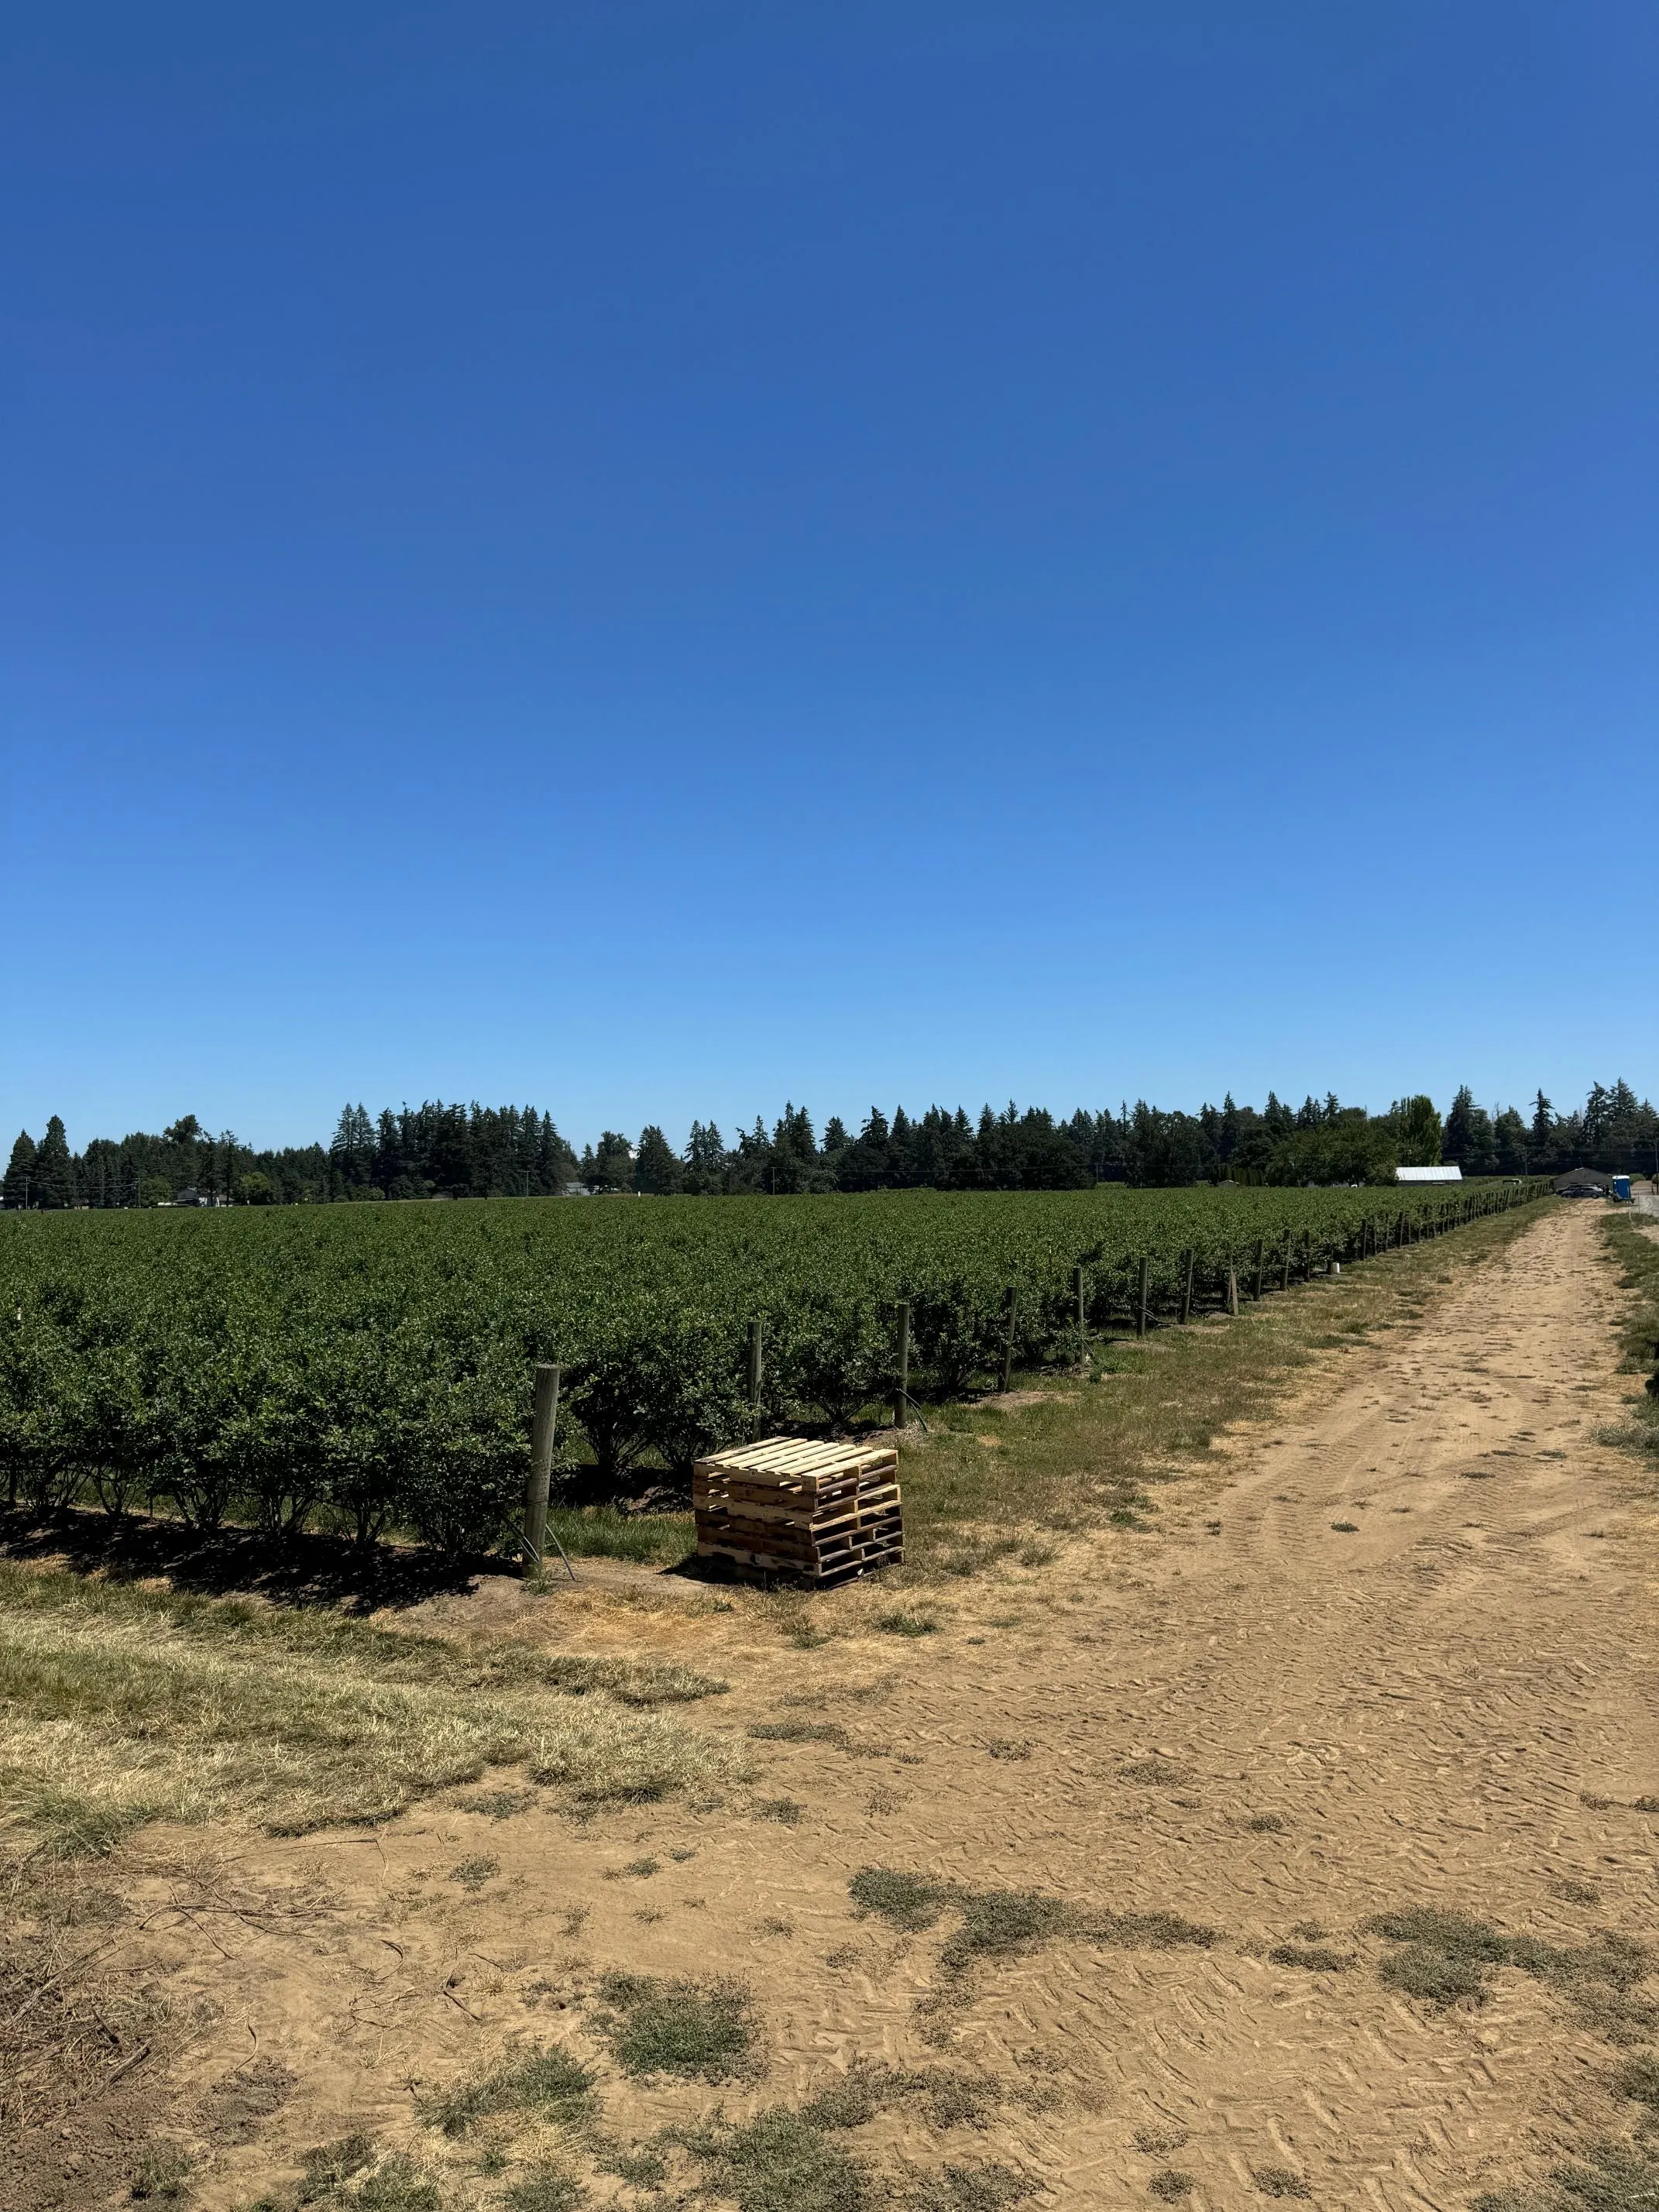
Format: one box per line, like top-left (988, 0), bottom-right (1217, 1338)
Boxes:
top-left (1180, 1249), bottom-right (1194, 1324)
top-left (524, 1361), bottom-right (560, 1563)
top-left (1253, 1238), bottom-right (1265, 1299)
top-left (1137, 1257), bottom-right (1150, 1340)
top-left (747, 1318), bottom-right (764, 1436)
top-left (1000, 1288), bottom-right (1018, 1394)
top-left (895, 1300), bottom-right (912, 1430)
top-left (1227, 1261), bottom-right (1238, 1316)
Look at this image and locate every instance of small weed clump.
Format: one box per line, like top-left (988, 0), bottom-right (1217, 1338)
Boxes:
top-left (298, 2135), bottom-right (376, 2199)
top-left (501, 2166), bottom-right (585, 2212)
top-left (249, 2146), bottom-right (440, 2212)
top-left (1252, 2167), bottom-right (1311, 2198)
top-left (847, 1864), bottom-right (1213, 2021)
top-left (1148, 2171), bottom-right (1195, 2200)
top-left (1246, 1814), bottom-right (1287, 1833)
top-left (421, 2045), bottom-right (595, 2137)
top-left (1367, 1908), bottom-right (1512, 2006)
top-left (593, 1972), bottom-right (758, 2082)
top-left (1268, 1942), bottom-right (1351, 1973)
top-left (754, 1796), bottom-right (805, 1825)
top-left (448, 1855), bottom-right (499, 1892)
top-left (1132, 2129), bottom-right (1187, 2155)
top-left (459, 1789), bottom-right (534, 1821)
top-left (596, 2145), bottom-right (668, 2187)
top-left (1120, 1759), bottom-right (1186, 1787)
top-left (131, 2146), bottom-right (194, 2201)
top-left (1368, 1907), bottom-right (1654, 2030)
top-left (677, 2104), bottom-right (868, 2212)
top-left (1612, 2054), bottom-right (1659, 2110)
top-left (878, 1611), bottom-right (941, 1638)
top-left (750, 1720), bottom-right (850, 1747)
top-left (905, 2164), bottom-right (1034, 2209)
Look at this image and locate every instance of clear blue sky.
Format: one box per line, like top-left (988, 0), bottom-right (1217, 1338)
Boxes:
top-left (3, 4), bottom-right (1654, 1153)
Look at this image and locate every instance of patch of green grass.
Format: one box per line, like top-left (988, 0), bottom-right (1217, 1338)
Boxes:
top-left (943, 1887), bottom-right (1073, 1967)
top-left (877, 1611), bottom-right (940, 1638)
top-left (26, 1789), bottom-right (158, 1861)
top-left (1551, 2140), bottom-right (1659, 2212)
top-left (848, 1867), bottom-right (948, 1932)
top-left (501, 2166), bottom-right (585, 2212)
top-left (132, 2146), bottom-right (194, 2201)
top-left (1368, 1907), bottom-right (1511, 2005)
top-left (847, 1866), bottom-right (1214, 2004)
top-left (595, 2145), bottom-right (668, 2188)
top-left (678, 2106), bottom-right (868, 2212)
top-left (535, 1506), bottom-right (695, 1567)
top-left (593, 1972), bottom-right (758, 2082)
top-left (355, 2155), bottom-right (442, 2212)
top-left (421, 2046), bottom-right (595, 2138)
top-left (1368, 1908), bottom-right (1653, 2029)
top-left (750, 1721), bottom-right (850, 1747)
top-left (1330, 1520), bottom-right (1359, 1534)
top-left (297, 2135), bottom-right (376, 2200)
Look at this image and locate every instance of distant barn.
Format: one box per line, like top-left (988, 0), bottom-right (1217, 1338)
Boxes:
top-left (1396, 1165), bottom-right (1464, 1184)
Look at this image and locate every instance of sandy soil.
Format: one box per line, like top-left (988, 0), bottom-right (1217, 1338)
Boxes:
top-left (14, 1203), bottom-right (1659, 2210)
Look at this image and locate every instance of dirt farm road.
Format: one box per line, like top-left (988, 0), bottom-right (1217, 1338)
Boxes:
top-left (33, 1202), bottom-right (1659, 2211)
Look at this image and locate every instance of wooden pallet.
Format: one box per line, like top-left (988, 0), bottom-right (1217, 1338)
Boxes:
top-left (693, 1437), bottom-right (903, 1587)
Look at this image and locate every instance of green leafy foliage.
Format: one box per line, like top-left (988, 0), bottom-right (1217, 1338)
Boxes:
top-left (0, 1182), bottom-right (1543, 1548)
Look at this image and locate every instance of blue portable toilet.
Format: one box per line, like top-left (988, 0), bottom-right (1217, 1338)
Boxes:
top-left (1613, 1175), bottom-right (1632, 1202)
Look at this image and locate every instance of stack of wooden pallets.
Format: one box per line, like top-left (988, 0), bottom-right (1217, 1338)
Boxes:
top-left (692, 1437), bottom-right (903, 1587)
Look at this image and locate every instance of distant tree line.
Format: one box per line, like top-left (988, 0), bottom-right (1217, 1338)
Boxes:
top-left (4, 1080), bottom-right (1653, 1210)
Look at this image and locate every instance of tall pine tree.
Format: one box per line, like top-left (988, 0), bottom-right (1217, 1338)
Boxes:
top-left (33, 1116), bottom-right (76, 1208)
top-left (2, 1129), bottom-right (36, 1207)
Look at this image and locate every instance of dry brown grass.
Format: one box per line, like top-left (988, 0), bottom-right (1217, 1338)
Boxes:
top-left (0, 1562), bottom-right (743, 1862)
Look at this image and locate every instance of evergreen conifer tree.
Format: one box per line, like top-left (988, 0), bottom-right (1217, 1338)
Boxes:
top-left (1442, 1086), bottom-right (1475, 1168)
top-left (33, 1116), bottom-right (76, 1207)
top-left (3, 1129), bottom-right (36, 1207)
top-left (634, 1125), bottom-right (681, 1194)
